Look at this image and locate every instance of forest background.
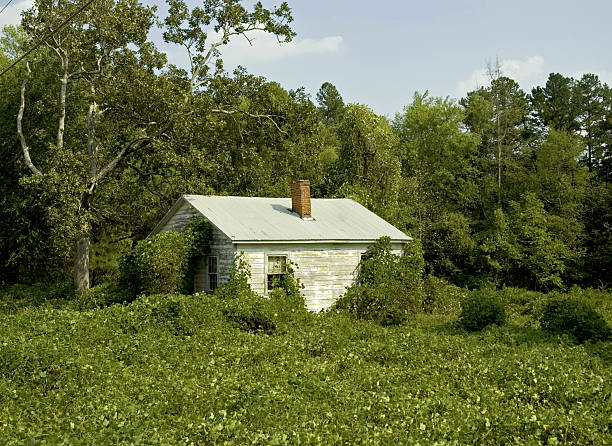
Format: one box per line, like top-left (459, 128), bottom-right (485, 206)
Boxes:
top-left (0, 0), bottom-right (610, 294)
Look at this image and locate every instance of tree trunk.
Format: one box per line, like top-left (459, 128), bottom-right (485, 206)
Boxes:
top-left (57, 55), bottom-right (68, 149)
top-left (75, 192), bottom-right (92, 295)
top-left (74, 236), bottom-right (90, 294)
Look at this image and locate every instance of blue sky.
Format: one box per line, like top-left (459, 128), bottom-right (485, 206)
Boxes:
top-left (2, 0), bottom-right (611, 116)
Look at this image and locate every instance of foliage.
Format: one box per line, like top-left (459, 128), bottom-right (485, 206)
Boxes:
top-left (316, 81), bottom-right (345, 123)
top-left (0, 282), bottom-right (74, 313)
top-left (74, 283), bottom-right (133, 310)
top-left (0, 286), bottom-right (610, 444)
top-left (214, 254), bottom-right (305, 334)
top-left (540, 296), bottom-right (611, 343)
top-left (215, 254), bottom-right (276, 334)
top-left (120, 231), bottom-right (192, 295)
top-left (119, 218), bottom-right (212, 296)
top-left (333, 104), bottom-right (402, 223)
top-left (480, 194), bottom-right (572, 290)
top-left (459, 288), bottom-right (507, 331)
top-left (1, 2), bottom-right (611, 298)
top-left (182, 217), bottom-right (214, 293)
top-left (422, 275), bottom-right (467, 315)
top-left (335, 237), bottom-right (424, 325)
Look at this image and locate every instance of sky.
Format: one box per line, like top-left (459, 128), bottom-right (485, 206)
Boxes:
top-left (2, 0), bottom-right (611, 117)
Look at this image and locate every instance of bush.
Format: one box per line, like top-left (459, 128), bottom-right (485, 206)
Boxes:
top-left (497, 286), bottom-right (546, 318)
top-left (422, 275), bottom-right (466, 315)
top-left (540, 297), bottom-right (611, 343)
top-left (119, 218), bottom-right (212, 296)
top-left (215, 254), bottom-right (277, 334)
top-left (459, 289), bottom-right (507, 331)
top-left (334, 237), bottom-right (424, 326)
top-left (220, 291), bottom-right (276, 334)
top-left (120, 230), bottom-right (192, 295)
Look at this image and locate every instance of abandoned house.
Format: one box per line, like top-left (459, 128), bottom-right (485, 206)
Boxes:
top-left (150, 180), bottom-right (411, 311)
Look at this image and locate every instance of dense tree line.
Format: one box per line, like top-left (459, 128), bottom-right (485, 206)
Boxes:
top-left (0, 0), bottom-right (610, 292)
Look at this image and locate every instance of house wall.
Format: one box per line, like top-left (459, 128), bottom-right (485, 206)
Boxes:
top-left (193, 225), bottom-right (235, 293)
top-left (236, 242), bottom-right (405, 312)
top-left (157, 201), bottom-right (200, 233)
top-left (155, 201), bottom-right (235, 293)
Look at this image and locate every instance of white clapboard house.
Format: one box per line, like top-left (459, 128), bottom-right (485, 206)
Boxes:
top-left (150, 180), bottom-right (411, 311)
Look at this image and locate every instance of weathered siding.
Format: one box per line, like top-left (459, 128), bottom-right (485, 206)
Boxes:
top-left (237, 242), bottom-right (405, 312)
top-left (194, 225), bottom-right (234, 292)
top-left (157, 201), bottom-right (199, 233)
top-left (155, 201), bottom-right (234, 293)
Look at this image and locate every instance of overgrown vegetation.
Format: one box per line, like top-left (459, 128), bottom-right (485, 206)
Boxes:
top-left (1, 2), bottom-right (610, 293)
top-left (334, 237), bottom-right (424, 325)
top-left (459, 288), bottom-right (507, 331)
top-left (540, 296), bottom-right (611, 343)
top-left (1, 0), bottom-right (611, 441)
top-left (215, 254), bottom-right (306, 335)
top-left (0, 284), bottom-right (610, 444)
top-left (119, 218), bottom-right (212, 297)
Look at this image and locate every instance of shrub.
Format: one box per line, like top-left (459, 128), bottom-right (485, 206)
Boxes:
top-left (119, 218), bottom-right (212, 296)
top-left (422, 275), bottom-right (466, 315)
top-left (182, 218), bottom-right (213, 294)
top-left (221, 291), bottom-right (276, 334)
top-left (459, 289), bottom-right (506, 331)
top-left (497, 286), bottom-right (546, 318)
top-left (334, 237), bottom-right (424, 326)
top-left (121, 230), bottom-right (192, 295)
top-left (540, 297), bottom-right (611, 343)
top-left (216, 255), bottom-right (276, 334)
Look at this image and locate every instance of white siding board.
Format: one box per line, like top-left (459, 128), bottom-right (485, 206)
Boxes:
top-left (194, 226), bottom-right (234, 292)
top-left (158, 201), bottom-right (199, 233)
top-left (235, 242), bottom-right (406, 311)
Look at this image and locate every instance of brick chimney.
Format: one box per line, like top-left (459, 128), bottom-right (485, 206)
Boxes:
top-left (291, 180), bottom-right (312, 219)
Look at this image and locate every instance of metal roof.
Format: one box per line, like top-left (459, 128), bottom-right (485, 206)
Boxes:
top-left (173, 195), bottom-right (411, 243)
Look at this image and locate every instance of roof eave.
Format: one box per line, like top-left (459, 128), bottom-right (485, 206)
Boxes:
top-left (232, 238), bottom-right (412, 245)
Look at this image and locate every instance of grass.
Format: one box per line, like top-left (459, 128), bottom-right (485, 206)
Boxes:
top-left (0, 287), bottom-right (610, 444)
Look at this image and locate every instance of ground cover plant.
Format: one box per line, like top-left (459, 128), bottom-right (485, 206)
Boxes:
top-left (0, 285), bottom-right (610, 444)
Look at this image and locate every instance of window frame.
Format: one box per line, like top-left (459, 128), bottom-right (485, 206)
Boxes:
top-left (207, 255), bottom-right (218, 292)
top-left (357, 252), bottom-right (367, 285)
top-left (264, 252), bottom-right (288, 295)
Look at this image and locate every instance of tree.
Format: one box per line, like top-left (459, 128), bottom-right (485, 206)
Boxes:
top-left (13, 0), bottom-right (295, 294)
top-left (316, 81), bottom-right (345, 124)
top-left (333, 103), bottom-right (401, 223)
top-left (480, 194), bottom-right (571, 290)
top-left (15, 0), bottom-right (170, 293)
top-left (530, 73), bottom-right (580, 133)
top-left (461, 75), bottom-right (529, 209)
top-left (393, 92), bottom-right (479, 283)
top-left (163, 0), bottom-right (294, 108)
top-left (576, 74), bottom-right (607, 173)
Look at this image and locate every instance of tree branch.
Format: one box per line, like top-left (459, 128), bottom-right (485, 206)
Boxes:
top-left (87, 84), bottom-right (101, 179)
top-left (57, 51), bottom-right (68, 149)
top-left (211, 106), bottom-right (287, 134)
top-left (90, 136), bottom-right (151, 188)
top-left (17, 60), bottom-right (43, 176)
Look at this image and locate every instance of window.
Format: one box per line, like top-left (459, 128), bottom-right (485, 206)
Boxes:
top-left (208, 256), bottom-right (218, 292)
top-left (357, 252), bottom-right (368, 285)
top-left (266, 255), bottom-right (287, 292)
